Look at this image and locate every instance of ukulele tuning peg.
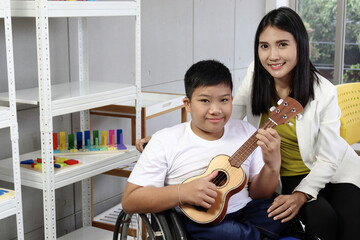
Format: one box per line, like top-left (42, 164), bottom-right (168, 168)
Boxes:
top-left (277, 99), bottom-right (284, 105)
top-left (270, 106), bottom-right (276, 112)
top-left (296, 114), bottom-right (303, 120)
top-left (288, 122), bottom-right (294, 127)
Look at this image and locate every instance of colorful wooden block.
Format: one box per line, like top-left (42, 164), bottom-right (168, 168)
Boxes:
top-left (93, 130), bottom-right (99, 146)
top-left (60, 131), bottom-right (66, 151)
top-left (33, 163), bottom-right (42, 170)
top-left (0, 188), bottom-right (14, 201)
top-left (64, 159), bottom-right (79, 165)
top-left (53, 133), bottom-right (58, 150)
top-left (51, 129), bottom-right (127, 155)
top-left (54, 163), bottom-right (67, 168)
top-left (77, 131), bottom-right (83, 150)
top-left (117, 129), bottom-right (127, 150)
top-left (108, 129), bottom-right (114, 146)
top-left (55, 157), bottom-right (68, 163)
top-left (21, 159), bottom-right (34, 165)
top-left (101, 131), bottom-right (108, 147)
top-left (85, 130), bottom-right (91, 149)
top-left (68, 134), bottom-right (75, 150)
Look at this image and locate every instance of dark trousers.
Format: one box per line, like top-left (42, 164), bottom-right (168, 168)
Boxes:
top-left (183, 198), bottom-right (289, 240)
top-left (281, 175), bottom-right (360, 240)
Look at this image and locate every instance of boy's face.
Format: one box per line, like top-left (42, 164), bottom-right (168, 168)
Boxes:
top-left (183, 83), bottom-right (233, 141)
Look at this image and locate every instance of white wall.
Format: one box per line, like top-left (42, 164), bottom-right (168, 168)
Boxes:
top-left (0, 0), bottom-right (265, 238)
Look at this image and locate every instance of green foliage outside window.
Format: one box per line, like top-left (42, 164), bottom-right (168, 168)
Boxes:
top-left (298, 0), bottom-right (360, 83)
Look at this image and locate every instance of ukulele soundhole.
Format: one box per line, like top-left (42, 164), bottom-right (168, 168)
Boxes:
top-left (211, 170), bottom-right (227, 187)
top-left (193, 170), bottom-right (228, 213)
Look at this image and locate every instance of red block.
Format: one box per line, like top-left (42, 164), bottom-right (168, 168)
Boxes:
top-left (64, 159), bottom-right (79, 165)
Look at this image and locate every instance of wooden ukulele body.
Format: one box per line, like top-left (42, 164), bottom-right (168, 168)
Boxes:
top-left (180, 154), bottom-right (247, 224)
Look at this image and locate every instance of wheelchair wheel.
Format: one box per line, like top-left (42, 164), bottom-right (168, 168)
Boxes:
top-left (114, 210), bottom-right (173, 240)
top-left (113, 210), bottom-right (132, 240)
top-left (146, 212), bottom-right (173, 240)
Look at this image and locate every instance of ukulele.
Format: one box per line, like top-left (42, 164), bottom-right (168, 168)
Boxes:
top-left (179, 97), bottom-right (304, 225)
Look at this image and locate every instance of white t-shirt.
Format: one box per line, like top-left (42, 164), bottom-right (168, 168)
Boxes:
top-left (128, 119), bottom-right (264, 214)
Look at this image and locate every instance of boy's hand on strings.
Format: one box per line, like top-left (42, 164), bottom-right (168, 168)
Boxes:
top-left (256, 128), bottom-right (281, 170)
top-left (181, 171), bottom-right (218, 209)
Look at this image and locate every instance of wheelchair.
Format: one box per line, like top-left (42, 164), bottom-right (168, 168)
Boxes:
top-left (113, 207), bottom-right (187, 240)
top-left (113, 207), bottom-right (320, 240)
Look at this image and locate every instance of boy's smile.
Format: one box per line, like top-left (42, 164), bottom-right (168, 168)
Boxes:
top-left (183, 83), bottom-right (233, 141)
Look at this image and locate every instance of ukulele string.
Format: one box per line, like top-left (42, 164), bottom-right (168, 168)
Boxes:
top-left (211, 119), bottom-right (277, 186)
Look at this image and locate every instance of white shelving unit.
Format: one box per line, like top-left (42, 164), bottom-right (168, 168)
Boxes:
top-left (0, 0), bottom-right (24, 238)
top-left (0, 0), bottom-right (141, 239)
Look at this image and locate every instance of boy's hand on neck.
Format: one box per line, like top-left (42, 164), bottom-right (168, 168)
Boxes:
top-left (255, 128), bottom-right (281, 171)
top-left (249, 128), bottom-right (281, 199)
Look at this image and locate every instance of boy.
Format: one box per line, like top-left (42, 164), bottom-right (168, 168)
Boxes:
top-left (122, 60), bottom-right (288, 239)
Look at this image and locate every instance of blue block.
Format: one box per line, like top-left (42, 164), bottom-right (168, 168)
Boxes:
top-left (21, 159), bottom-right (34, 164)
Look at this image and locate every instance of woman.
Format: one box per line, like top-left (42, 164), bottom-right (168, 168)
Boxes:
top-left (136, 7), bottom-right (360, 240)
top-left (232, 7), bottom-right (360, 240)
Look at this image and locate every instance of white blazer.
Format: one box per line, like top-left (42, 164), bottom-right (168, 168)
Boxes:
top-left (233, 62), bottom-right (360, 199)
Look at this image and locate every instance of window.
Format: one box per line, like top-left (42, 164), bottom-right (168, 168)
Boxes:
top-left (343, 0), bottom-right (360, 83)
top-left (298, 0), bottom-right (360, 83)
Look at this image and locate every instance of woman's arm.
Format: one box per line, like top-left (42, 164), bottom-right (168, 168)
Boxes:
top-left (294, 80), bottom-right (342, 198)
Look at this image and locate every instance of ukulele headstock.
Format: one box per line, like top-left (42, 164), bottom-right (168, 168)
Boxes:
top-left (269, 97), bottom-right (304, 126)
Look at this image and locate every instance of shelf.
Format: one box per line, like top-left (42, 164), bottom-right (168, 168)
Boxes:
top-left (11, 1), bottom-right (138, 18)
top-left (94, 203), bottom-right (124, 227)
top-left (118, 92), bottom-right (185, 118)
top-left (92, 92), bottom-right (185, 119)
top-left (1, 0), bottom-right (141, 238)
top-left (0, 189), bottom-right (16, 220)
top-left (0, 81), bottom-right (136, 116)
top-left (91, 92), bottom-right (187, 144)
top-left (0, 106), bottom-right (11, 129)
top-left (58, 226), bottom-right (113, 240)
top-left (0, 146), bottom-right (138, 190)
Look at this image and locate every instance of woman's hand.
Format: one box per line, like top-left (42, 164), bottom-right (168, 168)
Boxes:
top-left (267, 191), bottom-right (308, 223)
top-left (135, 136), bottom-right (151, 152)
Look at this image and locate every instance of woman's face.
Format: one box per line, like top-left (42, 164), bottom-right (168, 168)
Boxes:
top-left (258, 25), bottom-right (298, 84)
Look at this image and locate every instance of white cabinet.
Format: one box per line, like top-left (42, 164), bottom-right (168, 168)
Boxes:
top-left (0, 0), bottom-right (24, 239)
top-left (0, 1), bottom-right (141, 239)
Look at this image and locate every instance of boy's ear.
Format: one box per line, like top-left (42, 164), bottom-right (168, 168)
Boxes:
top-left (183, 97), bottom-right (191, 112)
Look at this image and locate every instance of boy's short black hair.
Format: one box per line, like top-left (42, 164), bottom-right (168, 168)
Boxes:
top-left (184, 60), bottom-right (233, 99)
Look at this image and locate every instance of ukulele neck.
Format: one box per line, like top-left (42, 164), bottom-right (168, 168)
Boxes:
top-left (228, 118), bottom-right (277, 168)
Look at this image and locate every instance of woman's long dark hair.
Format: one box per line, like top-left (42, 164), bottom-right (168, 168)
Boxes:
top-left (252, 7), bottom-right (320, 116)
